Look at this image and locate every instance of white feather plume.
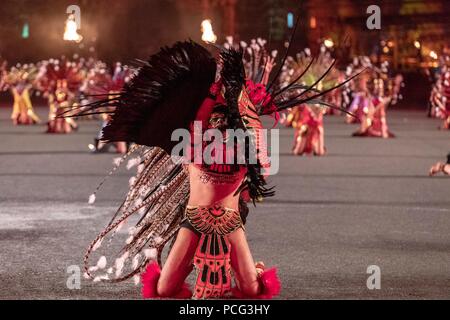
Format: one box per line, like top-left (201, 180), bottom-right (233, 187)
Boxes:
top-left (92, 238), bottom-right (103, 251)
top-left (88, 194), bottom-right (96, 205)
top-left (133, 275), bottom-right (140, 285)
top-left (112, 157), bottom-right (122, 166)
top-left (144, 248), bottom-right (157, 259)
top-left (128, 176), bottom-right (136, 187)
top-left (97, 256), bottom-right (107, 269)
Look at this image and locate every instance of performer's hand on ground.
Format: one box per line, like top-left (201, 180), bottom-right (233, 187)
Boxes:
top-left (429, 162), bottom-right (450, 176)
top-left (255, 261), bottom-right (265, 277)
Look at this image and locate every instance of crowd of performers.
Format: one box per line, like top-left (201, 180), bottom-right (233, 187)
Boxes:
top-left (0, 56), bottom-right (133, 153)
top-left (222, 38), bottom-right (406, 157)
top-left (279, 49), bottom-right (404, 155)
top-left (344, 57), bottom-right (403, 139)
top-left (6, 44), bottom-right (450, 164)
top-left (0, 42), bottom-right (410, 158)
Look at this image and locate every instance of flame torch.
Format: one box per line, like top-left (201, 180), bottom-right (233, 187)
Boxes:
top-left (201, 19), bottom-right (217, 43)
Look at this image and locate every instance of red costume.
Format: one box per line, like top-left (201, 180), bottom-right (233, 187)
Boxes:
top-left (37, 58), bottom-right (84, 133)
top-left (287, 105), bottom-right (325, 155)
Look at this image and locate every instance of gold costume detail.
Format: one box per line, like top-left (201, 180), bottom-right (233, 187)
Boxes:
top-left (185, 204), bottom-right (242, 299)
top-left (185, 204), bottom-right (242, 236)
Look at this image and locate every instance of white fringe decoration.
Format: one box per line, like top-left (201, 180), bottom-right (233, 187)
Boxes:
top-left (125, 236), bottom-right (134, 244)
top-left (137, 164), bottom-right (145, 174)
top-left (115, 220), bottom-right (126, 232)
top-left (112, 157), bottom-right (122, 166)
top-left (133, 274), bottom-right (140, 286)
top-left (134, 198), bottom-right (143, 207)
top-left (144, 248), bottom-right (157, 259)
top-left (88, 194), bottom-right (96, 205)
top-left (121, 251), bottom-right (129, 260)
top-left (128, 176), bottom-right (136, 187)
top-left (138, 207), bottom-right (147, 216)
top-left (115, 259), bottom-right (124, 277)
top-left (93, 274), bottom-right (109, 282)
top-left (92, 239), bottom-right (103, 252)
top-left (126, 157), bottom-right (141, 170)
top-left (88, 266), bottom-right (98, 272)
top-left (97, 256), bottom-right (107, 269)
top-left (114, 251), bottom-right (129, 277)
top-left (154, 236), bottom-right (163, 245)
top-left (132, 254), bottom-right (141, 269)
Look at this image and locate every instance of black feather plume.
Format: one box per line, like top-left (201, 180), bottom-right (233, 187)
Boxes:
top-left (221, 47), bottom-right (274, 202)
top-left (220, 47), bottom-right (245, 129)
top-left (61, 40), bottom-right (216, 153)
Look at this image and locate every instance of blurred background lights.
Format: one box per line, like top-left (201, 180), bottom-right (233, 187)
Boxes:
top-left (323, 38), bottom-right (334, 48)
top-left (287, 12), bottom-right (294, 28)
top-left (63, 14), bottom-right (83, 43)
top-left (201, 19), bottom-right (217, 43)
top-left (21, 23), bottom-right (29, 39)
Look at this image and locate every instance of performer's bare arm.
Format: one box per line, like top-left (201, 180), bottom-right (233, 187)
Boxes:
top-left (429, 162), bottom-right (450, 176)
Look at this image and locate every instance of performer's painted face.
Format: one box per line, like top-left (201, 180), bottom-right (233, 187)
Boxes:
top-left (208, 104), bottom-right (229, 130)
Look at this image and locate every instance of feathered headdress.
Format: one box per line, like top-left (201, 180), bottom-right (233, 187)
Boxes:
top-left (3, 63), bottom-right (39, 88)
top-left (218, 17), bottom-right (364, 119)
top-left (84, 62), bottom-right (135, 96)
top-left (344, 56), bottom-right (403, 105)
top-left (224, 36), bottom-right (278, 85)
top-left (37, 58), bottom-right (85, 94)
top-left (281, 46), bottom-right (341, 91)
